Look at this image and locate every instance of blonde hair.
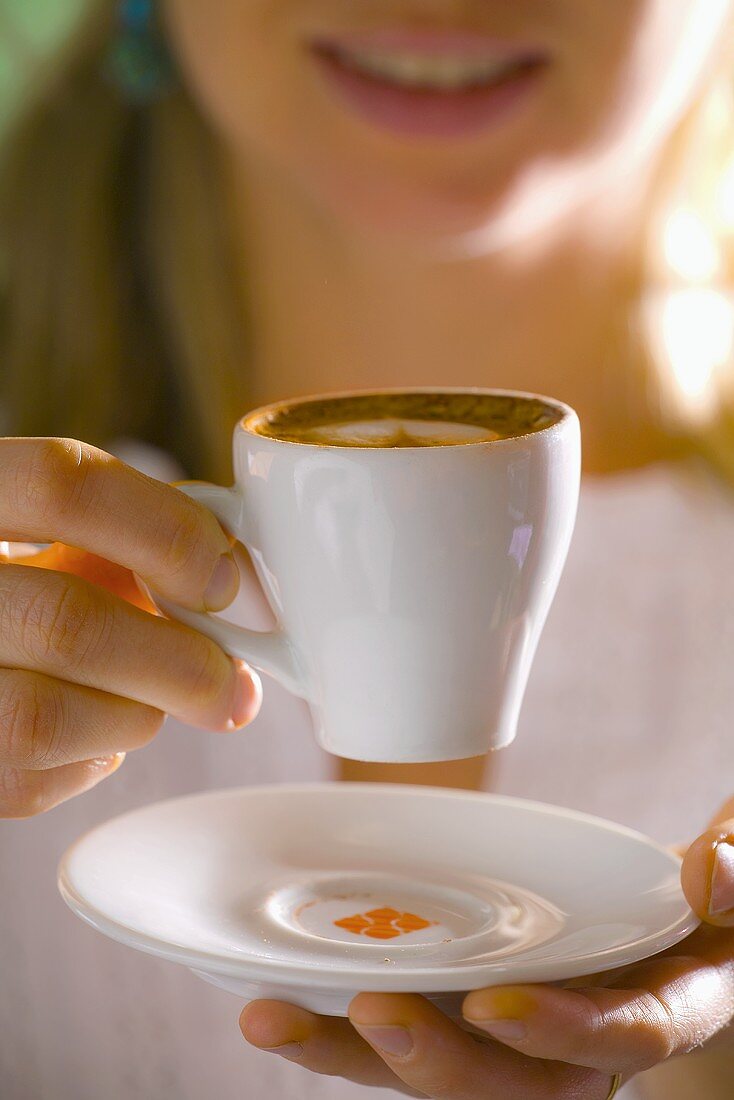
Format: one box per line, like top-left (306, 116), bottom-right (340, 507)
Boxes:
top-left (2, 3), bottom-right (734, 481)
top-left (0, 2), bottom-right (249, 481)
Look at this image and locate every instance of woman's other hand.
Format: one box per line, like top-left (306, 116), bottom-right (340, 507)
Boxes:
top-left (239, 800), bottom-right (734, 1097)
top-left (0, 437), bottom-right (261, 818)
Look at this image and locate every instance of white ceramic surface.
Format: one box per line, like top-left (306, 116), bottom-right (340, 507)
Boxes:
top-left (159, 388), bottom-right (581, 762)
top-left (58, 784), bottom-right (697, 1018)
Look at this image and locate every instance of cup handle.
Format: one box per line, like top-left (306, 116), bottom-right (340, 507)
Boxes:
top-left (150, 481), bottom-right (307, 699)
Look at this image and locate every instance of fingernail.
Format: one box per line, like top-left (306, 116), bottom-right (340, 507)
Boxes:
top-left (228, 664), bottom-right (261, 730)
top-left (95, 752), bottom-right (126, 774)
top-left (204, 553), bottom-right (240, 612)
top-left (709, 840), bottom-right (734, 916)
top-left (110, 752), bottom-right (127, 772)
top-left (472, 1019), bottom-right (528, 1041)
top-left (354, 1026), bottom-right (413, 1058)
top-left (261, 1042), bottom-right (303, 1060)
top-left (463, 989), bottom-right (535, 1040)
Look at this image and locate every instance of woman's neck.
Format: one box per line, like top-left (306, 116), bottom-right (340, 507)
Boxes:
top-left (231, 155), bottom-right (676, 475)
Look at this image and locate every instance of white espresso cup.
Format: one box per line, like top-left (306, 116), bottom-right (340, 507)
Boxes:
top-left (162, 389), bottom-right (580, 763)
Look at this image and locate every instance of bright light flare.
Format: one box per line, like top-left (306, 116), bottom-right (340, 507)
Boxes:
top-left (645, 287), bottom-right (734, 419)
top-left (662, 208), bottom-right (721, 281)
top-left (716, 157), bottom-right (734, 230)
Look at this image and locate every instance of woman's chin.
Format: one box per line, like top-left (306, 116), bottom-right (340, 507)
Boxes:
top-left (307, 166), bottom-right (520, 249)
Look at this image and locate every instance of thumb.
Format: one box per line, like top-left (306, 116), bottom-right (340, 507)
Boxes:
top-left (681, 797), bottom-right (734, 927)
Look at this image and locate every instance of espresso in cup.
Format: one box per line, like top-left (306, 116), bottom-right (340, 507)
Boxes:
top-left (247, 391), bottom-right (563, 448)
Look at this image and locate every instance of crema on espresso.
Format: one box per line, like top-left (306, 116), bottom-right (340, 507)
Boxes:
top-left (246, 392), bottom-right (562, 448)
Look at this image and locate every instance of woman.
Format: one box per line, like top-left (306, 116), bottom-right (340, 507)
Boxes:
top-left (1, 1), bottom-right (734, 1097)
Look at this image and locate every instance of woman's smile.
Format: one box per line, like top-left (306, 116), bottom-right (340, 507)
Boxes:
top-left (309, 29), bottom-right (550, 139)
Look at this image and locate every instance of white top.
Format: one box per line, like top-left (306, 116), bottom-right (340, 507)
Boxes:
top-left (2, 455), bottom-right (733, 1100)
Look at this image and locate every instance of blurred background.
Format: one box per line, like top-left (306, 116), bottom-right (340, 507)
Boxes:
top-left (0, 1), bottom-right (86, 129)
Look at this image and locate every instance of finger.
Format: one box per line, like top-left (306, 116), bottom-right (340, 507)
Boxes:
top-left (350, 993), bottom-right (609, 1100)
top-left (0, 437), bottom-right (239, 611)
top-left (0, 669), bottom-right (165, 769)
top-left (464, 951), bottom-right (734, 1076)
top-left (240, 1001), bottom-right (418, 1092)
top-left (682, 798), bottom-right (734, 926)
top-left (0, 563), bottom-right (261, 731)
top-left (20, 544), bottom-right (156, 612)
top-left (0, 754), bottom-right (125, 818)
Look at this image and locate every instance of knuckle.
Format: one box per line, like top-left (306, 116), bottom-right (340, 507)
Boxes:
top-left (643, 991), bottom-right (682, 1061)
top-left (574, 986), bottom-right (677, 1071)
top-left (568, 998), bottom-right (608, 1062)
top-left (0, 766), bottom-right (48, 818)
top-left (646, 984), bottom-right (699, 1059)
top-left (21, 575), bottom-right (114, 673)
top-left (184, 637), bottom-right (231, 713)
top-left (159, 501), bottom-right (214, 583)
top-left (598, 991), bottom-right (674, 1072)
top-left (0, 674), bottom-right (63, 768)
top-left (15, 438), bottom-right (103, 526)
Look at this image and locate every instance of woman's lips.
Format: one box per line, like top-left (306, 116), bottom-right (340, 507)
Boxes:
top-left (310, 29), bottom-right (549, 140)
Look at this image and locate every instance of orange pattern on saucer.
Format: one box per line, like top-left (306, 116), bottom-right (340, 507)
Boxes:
top-left (334, 907), bottom-right (435, 940)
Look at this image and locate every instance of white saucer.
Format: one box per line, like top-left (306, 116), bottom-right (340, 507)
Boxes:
top-left (58, 784), bottom-right (697, 1017)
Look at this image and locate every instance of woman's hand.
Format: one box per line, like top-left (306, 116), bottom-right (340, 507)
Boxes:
top-left (240, 800), bottom-right (734, 1097)
top-left (0, 437), bottom-right (261, 818)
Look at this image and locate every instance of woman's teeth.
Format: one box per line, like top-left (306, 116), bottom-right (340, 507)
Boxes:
top-left (332, 49), bottom-right (528, 91)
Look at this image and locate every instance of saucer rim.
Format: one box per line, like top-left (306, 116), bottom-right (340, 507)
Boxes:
top-left (57, 783), bottom-right (700, 993)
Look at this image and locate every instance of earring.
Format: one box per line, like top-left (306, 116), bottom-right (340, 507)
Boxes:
top-left (104, 0), bottom-right (176, 104)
